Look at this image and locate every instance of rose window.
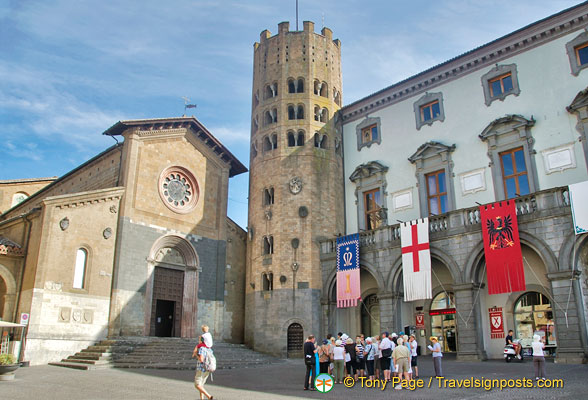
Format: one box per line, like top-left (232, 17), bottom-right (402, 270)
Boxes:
top-left (158, 166), bottom-right (199, 213)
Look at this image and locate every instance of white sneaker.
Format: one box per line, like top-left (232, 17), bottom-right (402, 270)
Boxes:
top-left (395, 385), bottom-right (402, 390)
top-left (517, 355), bottom-right (521, 359)
top-left (535, 377), bottom-right (540, 381)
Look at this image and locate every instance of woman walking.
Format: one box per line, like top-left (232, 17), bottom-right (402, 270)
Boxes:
top-left (532, 334), bottom-right (547, 380)
top-left (428, 336), bottom-right (443, 377)
top-left (355, 336), bottom-right (365, 378)
top-left (373, 335), bottom-right (381, 379)
top-left (344, 337), bottom-right (357, 378)
top-left (332, 339), bottom-right (346, 384)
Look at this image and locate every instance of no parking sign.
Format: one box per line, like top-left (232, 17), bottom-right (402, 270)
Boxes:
top-left (20, 313), bottom-right (29, 325)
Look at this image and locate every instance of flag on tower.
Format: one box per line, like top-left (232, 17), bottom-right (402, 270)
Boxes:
top-left (401, 218), bottom-right (432, 302)
top-left (569, 180), bottom-right (588, 235)
top-left (480, 201), bottom-right (525, 295)
top-left (336, 234), bottom-right (361, 308)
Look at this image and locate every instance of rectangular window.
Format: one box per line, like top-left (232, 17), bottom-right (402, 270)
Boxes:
top-left (489, 73), bottom-right (513, 98)
top-left (420, 100), bottom-right (441, 122)
top-left (575, 43), bottom-right (588, 66)
top-left (263, 187), bottom-right (274, 205)
top-left (361, 124), bottom-right (378, 144)
top-left (364, 188), bottom-right (382, 230)
top-left (426, 170), bottom-right (448, 215)
top-left (500, 147), bottom-right (530, 199)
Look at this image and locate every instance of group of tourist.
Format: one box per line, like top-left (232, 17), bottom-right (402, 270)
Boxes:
top-left (304, 331), bottom-right (443, 391)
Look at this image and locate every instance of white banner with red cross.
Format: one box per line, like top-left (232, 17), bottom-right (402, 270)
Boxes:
top-left (489, 307), bottom-right (505, 339)
top-left (401, 218), bottom-right (432, 302)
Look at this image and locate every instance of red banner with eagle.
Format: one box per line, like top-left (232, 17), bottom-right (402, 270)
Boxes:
top-left (480, 201), bottom-right (525, 295)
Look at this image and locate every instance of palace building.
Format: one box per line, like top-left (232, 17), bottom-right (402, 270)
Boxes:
top-left (319, 3), bottom-right (588, 363)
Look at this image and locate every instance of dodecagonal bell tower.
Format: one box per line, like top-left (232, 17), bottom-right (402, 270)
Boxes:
top-left (245, 21), bottom-right (344, 356)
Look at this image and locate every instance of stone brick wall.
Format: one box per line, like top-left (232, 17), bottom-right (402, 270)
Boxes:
top-left (223, 218), bottom-right (247, 343)
top-left (2, 145), bottom-right (122, 219)
top-left (0, 178), bottom-right (56, 214)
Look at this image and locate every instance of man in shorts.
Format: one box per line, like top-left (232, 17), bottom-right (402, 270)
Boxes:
top-left (392, 337), bottom-right (411, 390)
top-left (192, 336), bottom-right (214, 400)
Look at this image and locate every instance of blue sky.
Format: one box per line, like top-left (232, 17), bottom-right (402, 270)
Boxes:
top-left (0, 0), bottom-right (582, 228)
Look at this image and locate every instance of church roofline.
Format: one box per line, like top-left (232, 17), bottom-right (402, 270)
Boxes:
top-left (0, 177), bottom-right (58, 185)
top-left (1, 144), bottom-right (121, 220)
top-left (103, 117), bottom-right (247, 177)
top-left (340, 1), bottom-right (588, 123)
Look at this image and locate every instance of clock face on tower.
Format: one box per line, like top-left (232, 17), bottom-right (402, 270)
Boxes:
top-left (158, 166), bottom-right (199, 214)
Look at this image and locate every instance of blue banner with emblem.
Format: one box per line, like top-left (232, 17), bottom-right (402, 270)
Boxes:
top-left (336, 234), bottom-right (360, 307)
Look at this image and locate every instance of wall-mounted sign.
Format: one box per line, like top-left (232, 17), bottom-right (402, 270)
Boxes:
top-left (416, 313), bottom-right (425, 329)
top-left (429, 308), bottom-right (455, 316)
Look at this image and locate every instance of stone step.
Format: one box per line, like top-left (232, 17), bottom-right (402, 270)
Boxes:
top-left (70, 353), bottom-right (111, 360)
top-left (62, 358), bottom-right (111, 365)
top-left (49, 362), bottom-right (93, 370)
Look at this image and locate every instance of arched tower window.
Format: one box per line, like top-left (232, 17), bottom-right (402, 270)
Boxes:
top-left (320, 81), bottom-right (328, 97)
top-left (334, 88), bottom-right (341, 106)
top-left (320, 108), bottom-right (328, 122)
top-left (264, 187), bottom-right (275, 205)
top-left (288, 105), bottom-right (296, 120)
top-left (296, 130), bottom-right (305, 146)
top-left (314, 133), bottom-right (327, 149)
top-left (254, 90), bottom-right (259, 108)
top-left (287, 131), bottom-right (296, 147)
top-left (263, 236), bottom-right (274, 255)
top-left (271, 133), bottom-right (278, 150)
top-left (265, 82), bottom-right (278, 99)
top-left (313, 80), bottom-right (320, 95)
top-left (297, 104), bottom-right (304, 119)
top-left (251, 141), bottom-right (258, 159)
top-left (263, 136), bottom-right (272, 152)
top-left (73, 248), bottom-right (88, 289)
top-left (288, 79), bottom-right (296, 94)
top-left (314, 105), bottom-right (320, 121)
top-left (297, 78), bottom-right (304, 93)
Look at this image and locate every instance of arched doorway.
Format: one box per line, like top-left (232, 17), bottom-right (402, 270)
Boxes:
top-left (0, 275), bottom-right (6, 320)
top-left (287, 323), bottom-right (304, 358)
top-left (360, 294), bottom-right (380, 337)
top-left (430, 292), bottom-right (457, 352)
top-left (514, 292), bottom-right (556, 355)
top-left (146, 235), bottom-right (199, 338)
top-left (0, 263), bottom-right (17, 321)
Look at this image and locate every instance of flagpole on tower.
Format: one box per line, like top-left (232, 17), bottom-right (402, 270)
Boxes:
top-left (296, 0), bottom-right (299, 31)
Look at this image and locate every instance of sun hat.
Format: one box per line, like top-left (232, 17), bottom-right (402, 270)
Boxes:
top-left (335, 339), bottom-right (342, 346)
top-left (391, 332), bottom-right (398, 337)
top-left (346, 337), bottom-right (354, 344)
top-left (341, 333), bottom-right (349, 341)
top-left (430, 336), bottom-right (438, 341)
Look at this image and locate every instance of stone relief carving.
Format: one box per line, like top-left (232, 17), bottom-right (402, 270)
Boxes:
top-left (58, 307), bottom-right (71, 322)
top-left (289, 177), bottom-right (303, 195)
top-left (109, 205), bottom-right (118, 213)
top-left (59, 217), bottom-right (69, 231)
top-left (103, 227), bottom-right (112, 239)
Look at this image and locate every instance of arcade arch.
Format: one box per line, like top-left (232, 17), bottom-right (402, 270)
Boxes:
top-left (0, 264), bottom-right (17, 321)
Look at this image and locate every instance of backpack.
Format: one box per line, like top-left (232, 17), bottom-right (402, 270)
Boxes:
top-left (203, 348), bottom-right (217, 373)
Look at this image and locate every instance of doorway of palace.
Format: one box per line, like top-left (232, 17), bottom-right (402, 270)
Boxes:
top-left (361, 294), bottom-right (380, 337)
top-left (0, 275), bottom-right (6, 320)
top-left (514, 291), bottom-right (556, 356)
top-left (287, 323), bottom-right (304, 358)
top-left (430, 291), bottom-right (458, 352)
top-left (149, 266), bottom-right (184, 337)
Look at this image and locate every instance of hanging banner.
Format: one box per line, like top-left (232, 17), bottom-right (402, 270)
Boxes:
top-left (489, 307), bottom-right (505, 339)
top-left (336, 234), bottom-right (361, 308)
top-left (480, 201), bottom-right (525, 295)
top-left (401, 218), bottom-right (432, 301)
top-left (415, 313), bottom-right (425, 329)
top-left (569, 180), bottom-right (588, 235)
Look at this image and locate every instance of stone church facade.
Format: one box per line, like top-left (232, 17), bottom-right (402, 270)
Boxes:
top-left (0, 117), bottom-right (247, 364)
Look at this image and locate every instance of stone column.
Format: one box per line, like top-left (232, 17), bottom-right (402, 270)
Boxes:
top-left (454, 283), bottom-right (482, 361)
top-left (377, 291), bottom-right (395, 332)
top-left (320, 298), bottom-right (329, 338)
top-left (548, 270), bottom-right (586, 363)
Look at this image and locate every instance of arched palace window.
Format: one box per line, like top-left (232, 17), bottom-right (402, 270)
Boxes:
top-left (514, 292), bottom-right (556, 349)
top-left (429, 292), bottom-right (457, 352)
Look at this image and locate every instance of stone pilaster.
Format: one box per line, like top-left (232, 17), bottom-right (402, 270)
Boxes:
top-left (454, 283), bottom-right (483, 361)
top-left (377, 291), bottom-right (395, 332)
top-left (548, 269), bottom-right (587, 363)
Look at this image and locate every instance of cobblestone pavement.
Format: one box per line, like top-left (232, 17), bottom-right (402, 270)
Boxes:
top-left (1, 356), bottom-right (587, 400)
